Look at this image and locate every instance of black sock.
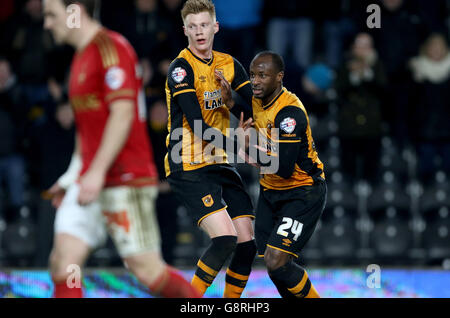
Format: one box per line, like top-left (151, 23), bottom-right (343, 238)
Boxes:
top-left (191, 235), bottom-right (237, 295)
top-left (268, 261), bottom-right (317, 298)
top-left (224, 239), bottom-right (257, 297)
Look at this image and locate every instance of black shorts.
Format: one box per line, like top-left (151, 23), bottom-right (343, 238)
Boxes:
top-left (255, 180), bottom-right (327, 258)
top-left (168, 164), bottom-right (254, 226)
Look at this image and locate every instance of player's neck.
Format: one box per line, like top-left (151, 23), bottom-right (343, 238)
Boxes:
top-left (71, 20), bottom-right (102, 52)
top-left (188, 45), bottom-right (213, 60)
top-left (262, 86), bottom-right (283, 107)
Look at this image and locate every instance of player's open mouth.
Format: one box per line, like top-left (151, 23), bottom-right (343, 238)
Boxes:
top-left (252, 88), bottom-right (263, 94)
top-left (197, 39), bottom-right (206, 45)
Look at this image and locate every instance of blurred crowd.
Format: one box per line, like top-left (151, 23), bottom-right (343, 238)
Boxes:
top-left (0, 0), bottom-right (449, 267)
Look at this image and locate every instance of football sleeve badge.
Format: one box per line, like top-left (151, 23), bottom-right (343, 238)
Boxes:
top-left (171, 67), bottom-right (187, 83)
top-left (280, 117), bottom-right (297, 134)
top-left (105, 66), bottom-right (126, 90)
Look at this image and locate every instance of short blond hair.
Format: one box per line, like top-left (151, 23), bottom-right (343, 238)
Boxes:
top-left (181, 0), bottom-right (216, 23)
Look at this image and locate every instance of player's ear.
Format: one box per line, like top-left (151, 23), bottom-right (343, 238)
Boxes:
top-left (277, 71), bottom-right (284, 83)
top-left (214, 21), bottom-right (219, 34)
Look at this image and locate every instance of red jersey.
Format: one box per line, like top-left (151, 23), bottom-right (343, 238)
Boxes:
top-left (68, 28), bottom-right (158, 187)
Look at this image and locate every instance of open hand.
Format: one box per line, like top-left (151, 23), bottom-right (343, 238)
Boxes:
top-left (236, 112), bottom-right (253, 150)
top-left (44, 182), bottom-right (66, 209)
top-left (215, 70), bottom-right (234, 109)
top-left (238, 111), bottom-right (254, 131)
top-left (77, 169), bottom-right (105, 205)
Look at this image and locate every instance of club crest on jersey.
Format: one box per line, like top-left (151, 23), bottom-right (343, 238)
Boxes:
top-left (204, 89), bottom-right (223, 110)
top-left (172, 67), bottom-right (187, 83)
top-left (105, 66), bottom-right (125, 90)
top-left (280, 117), bottom-right (296, 134)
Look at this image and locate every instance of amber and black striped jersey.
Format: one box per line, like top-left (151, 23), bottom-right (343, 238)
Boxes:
top-left (252, 87), bottom-right (325, 190)
top-left (164, 48), bottom-right (252, 177)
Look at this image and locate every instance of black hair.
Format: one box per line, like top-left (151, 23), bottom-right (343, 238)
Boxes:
top-left (252, 51), bottom-right (285, 73)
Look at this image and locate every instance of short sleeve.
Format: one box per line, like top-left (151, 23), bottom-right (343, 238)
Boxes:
top-left (231, 58), bottom-right (250, 91)
top-left (102, 41), bottom-right (138, 105)
top-left (273, 106), bottom-right (307, 143)
top-left (167, 58), bottom-right (196, 97)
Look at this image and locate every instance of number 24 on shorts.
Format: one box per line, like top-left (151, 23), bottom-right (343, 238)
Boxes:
top-left (277, 217), bottom-right (303, 241)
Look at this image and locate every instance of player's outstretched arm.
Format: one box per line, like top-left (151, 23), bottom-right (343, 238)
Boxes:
top-left (176, 91), bottom-right (242, 152)
top-left (45, 134), bottom-right (82, 208)
top-left (168, 58), bottom-right (245, 153)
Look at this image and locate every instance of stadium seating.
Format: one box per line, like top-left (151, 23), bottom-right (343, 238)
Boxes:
top-left (423, 205), bottom-right (450, 260)
top-left (318, 205), bottom-right (359, 263)
top-left (370, 206), bottom-right (413, 261)
top-left (2, 207), bottom-right (36, 267)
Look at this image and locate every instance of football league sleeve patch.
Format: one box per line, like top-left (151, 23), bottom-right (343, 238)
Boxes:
top-left (103, 43), bottom-right (138, 104)
top-left (271, 106), bottom-right (307, 179)
top-left (275, 106), bottom-right (306, 143)
top-left (167, 58), bottom-right (196, 97)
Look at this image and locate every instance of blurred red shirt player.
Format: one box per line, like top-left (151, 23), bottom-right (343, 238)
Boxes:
top-left (68, 28), bottom-right (157, 188)
top-left (43, 0), bottom-right (200, 298)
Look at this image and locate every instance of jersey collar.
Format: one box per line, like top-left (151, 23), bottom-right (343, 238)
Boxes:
top-left (263, 87), bottom-right (285, 110)
top-left (186, 47), bottom-right (214, 66)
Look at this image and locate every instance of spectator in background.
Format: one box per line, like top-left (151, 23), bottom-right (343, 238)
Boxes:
top-left (147, 99), bottom-right (178, 265)
top-left (298, 63), bottom-right (334, 118)
top-left (213, 0), bottom-right (264, 68)
top-left (2, 0), bottom-right (55, 107)
top-left (121, 0), bottom-right (175, 97)
top-left (30, 98), bottom-right (75, 267)
top-left (409, 33), bottom-right (450, 185)
top-left (408, 0), bottom-right (448, 35)
top-left (284, 63), bottom-right (334, 118)
top-left (263, 0), bottom-right (315, 70)
top-left (368, 0), bottom-right (424, 147)
top-left (0, 57), bottom-right (28, 223)
top-left (99, 0), bottom-right (133, 31)
top-left (314, 0), bottom-right (360, 70)
top-left (286, 63), bottom-right (334, 151)
top-left (335, 33), bottom-right (387, 183)
top-left (371, 0), bottom-right (425, 78)
top-left (160, 0), bottom-right (187, 57)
